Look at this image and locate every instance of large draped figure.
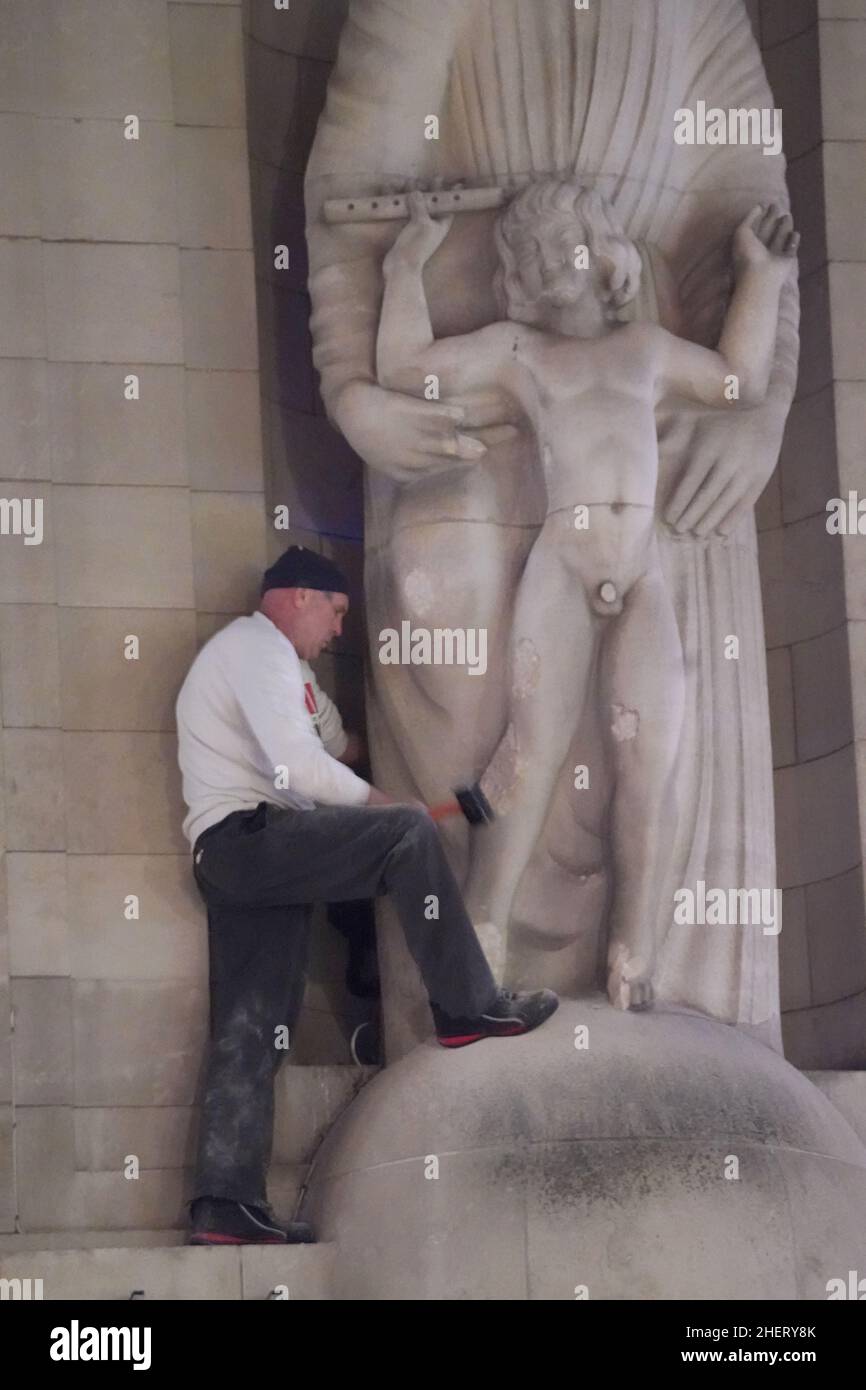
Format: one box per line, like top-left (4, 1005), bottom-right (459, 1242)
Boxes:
top-left (305, 0), bottom-right (799, 1058)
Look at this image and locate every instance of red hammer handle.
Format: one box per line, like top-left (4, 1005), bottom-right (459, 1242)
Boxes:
top-left (427, 799), bottom-right (461, 822)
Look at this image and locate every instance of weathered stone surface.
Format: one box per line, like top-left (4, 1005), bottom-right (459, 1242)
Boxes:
top-left (306, 0), bottom-right (798, 1053)
top-left (306, 1002), bottom-right (866, 1299)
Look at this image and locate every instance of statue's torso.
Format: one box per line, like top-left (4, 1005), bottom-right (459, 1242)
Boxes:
top-left (510, 323), bottom-right (661, 512)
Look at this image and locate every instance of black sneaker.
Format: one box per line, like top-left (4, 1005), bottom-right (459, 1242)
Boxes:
top-left (431, 987), bottom-right (559, 1048)
top-left (188, 1196), bottom-right (315, 1246)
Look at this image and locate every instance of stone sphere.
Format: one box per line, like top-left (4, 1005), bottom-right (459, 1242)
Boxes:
top-left (304, 998), bottom-right (866, 1299)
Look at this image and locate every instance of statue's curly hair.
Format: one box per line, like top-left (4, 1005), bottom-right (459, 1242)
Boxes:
top-left (493, 178), bottom-right (642, 326)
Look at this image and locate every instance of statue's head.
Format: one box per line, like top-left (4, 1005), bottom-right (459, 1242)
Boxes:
top-left (493, 178), bottom-right (642, 335)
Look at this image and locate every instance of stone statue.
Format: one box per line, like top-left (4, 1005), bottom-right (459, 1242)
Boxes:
top-left (305, 0), bottom-right (800, 1058)
top-left (300, 2), bottom-right (866, 1303)
top-left (376, 184), bottom-right (798, 1012)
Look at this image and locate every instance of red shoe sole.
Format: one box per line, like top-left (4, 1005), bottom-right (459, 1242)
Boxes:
top-left (188, 1232), bottom-right (285, 1245)
top-left (437, 1024), bottom-right (526, 1047)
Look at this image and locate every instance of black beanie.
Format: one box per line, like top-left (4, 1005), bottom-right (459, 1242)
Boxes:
top-left (260, 545), bottom-right (351, 597)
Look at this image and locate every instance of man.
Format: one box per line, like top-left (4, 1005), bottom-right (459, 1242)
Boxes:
top-left (176, 544), bottom-right (559, 1246)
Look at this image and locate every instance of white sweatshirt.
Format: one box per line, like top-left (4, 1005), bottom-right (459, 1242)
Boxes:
top-left (175, 610), bottom-right (370, 848)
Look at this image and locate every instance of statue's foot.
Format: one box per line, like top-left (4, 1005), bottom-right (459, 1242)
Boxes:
top-left (607, 943), bottom-right (655, 1012)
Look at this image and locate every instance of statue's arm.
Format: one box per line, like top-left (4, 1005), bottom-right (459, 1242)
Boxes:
top-left (654, 207), bottom-right (798, 410)
top-left (305, 1), bottom-right (521, 479)
top-left (376, 193), bottom-right (512, 401)
top-left (377, 264), bottom-right (516, 401)
top-left (660, 0), bottom-right (801, 536)
top-left (376, 194), bottom-right (452, 388)
top-left (303, 0), bottom-right (501, 481)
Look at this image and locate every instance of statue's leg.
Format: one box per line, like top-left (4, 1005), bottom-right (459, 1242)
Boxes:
top-left (600, 540), bottom-right (685, 1012)
top-left (380, 509), bottom-right (531, 797)
top-left (463, 509), bottom-right (599, 953)
top-left (465, 500), bottom-right (684, 999)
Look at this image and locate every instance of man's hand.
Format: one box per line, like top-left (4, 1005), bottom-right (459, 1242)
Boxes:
top-left (366, 786), bottom-right (431, 814)
top-left (366, 785), bottom-right (397, 806)
top-left (734, 203), bottom-right (799, 273)
top-left (338, 732), bottom-right (366, 766)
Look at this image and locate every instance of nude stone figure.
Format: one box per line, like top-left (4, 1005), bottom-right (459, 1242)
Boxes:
top-left (376, 181), bottom-right (799, 1010)
top-left (307, 0), bottom-right (800, 1056)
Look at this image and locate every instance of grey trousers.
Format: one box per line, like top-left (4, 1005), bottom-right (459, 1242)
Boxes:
top-left (189, 799), bottom-right (498, 1208)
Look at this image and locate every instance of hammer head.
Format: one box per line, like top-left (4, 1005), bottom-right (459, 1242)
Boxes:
top-left (455, 782), bottom-right (495, 826)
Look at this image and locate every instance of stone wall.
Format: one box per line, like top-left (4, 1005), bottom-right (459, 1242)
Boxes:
top-left (0, 0), bottom-right (374, 1241)
top-left (1, 0), bottom-right (865, 1242)
top-left (242, 0), bottom-right (372, 1063)
top-left (754, 0), bottom-right (866, 1066)
top-left (0, 0), bottom-right (265, 1234)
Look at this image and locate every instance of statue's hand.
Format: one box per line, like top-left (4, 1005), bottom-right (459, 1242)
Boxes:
top-left (332, 379), bottom-right (519, 484)
top-left (734, 203), bottom-right (800, 272)
top-left (661, 400), bottom-right (789, 539)
top-left (382, 191), bottom-right (454, 275)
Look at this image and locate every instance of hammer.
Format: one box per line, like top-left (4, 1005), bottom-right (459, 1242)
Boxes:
top-left (427, 782), bottom-right (495, 826)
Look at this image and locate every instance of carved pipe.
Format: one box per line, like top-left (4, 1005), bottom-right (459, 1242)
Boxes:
top-left (323, 186), bottom-right (509, 224)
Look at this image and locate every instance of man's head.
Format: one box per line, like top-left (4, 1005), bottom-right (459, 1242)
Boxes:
top-left (258, 546), bottom-right (350, 660)
top-left (494, 178), bottom-right (642, 338)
